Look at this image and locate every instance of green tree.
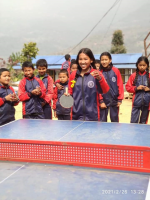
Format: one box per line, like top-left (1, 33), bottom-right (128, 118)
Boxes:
top-left (20, 42), bottom-right (39, 63)
top-left (110, 30), bottom-right (127, 54)
top-left (7, 52), bottom-right (23, 82)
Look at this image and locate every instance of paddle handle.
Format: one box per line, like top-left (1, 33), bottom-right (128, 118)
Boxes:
top-left (65, 87), bottom-right (68, 95)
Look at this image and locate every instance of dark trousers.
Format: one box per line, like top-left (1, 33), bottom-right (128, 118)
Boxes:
top-left (43, 104), bottom-right (52, 119)
top-left (100, 106), bottom-right (119, 122)
top-left (57, 115), bottom-right (70, 120)
top-left (23, 114), bottom-right (44, 119)
top-left (131, 106), bottom-right (149, 124)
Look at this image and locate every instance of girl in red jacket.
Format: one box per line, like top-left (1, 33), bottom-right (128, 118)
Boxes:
top-left (125, 56), bottom-right (150, 124)
top-left (99, 52), bottom-right (124, 122)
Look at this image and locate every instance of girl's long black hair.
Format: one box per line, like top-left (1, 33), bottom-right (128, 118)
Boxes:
top-left (134, 56), bottom-right (150, 86)
top-left (99, 52), bottom-right (113, 70)
top-left (74, 48), bottom-right (95, 81)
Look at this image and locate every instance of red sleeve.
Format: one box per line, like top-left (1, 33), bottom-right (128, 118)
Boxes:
top-left (54, 79), bottom-right (60, 85)
top-left (10, 86), bottom-right (19, 106)
top-left (52, 87), bottom-right (58, 110)
top-left (99, 94), bottom-right (104, 103)
top-left (68, 71), bottom-right (76, 95)
top-left (37, 78), bottom-right (46, 99)
top-left (18, 78), bottom-right (31, 101)
top-left (90, 69), bottom-right (109, 94)
top-left (98, 71), bottom-right (109, 94)
top-left (44, 76), bottom-right (53, 103)
top-left (125, 73), bottom-right (136, 93)
top-left (0, 98), bottom-right (4, 106)
top-left (112, 67), bottom-right (124, 100)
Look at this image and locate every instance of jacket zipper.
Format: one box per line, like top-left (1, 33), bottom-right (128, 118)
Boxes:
top-left (31, 80), bottom-right (38, 114)
top-left (82, 76), bottom-right (85, 121)
top-left (6, 87), bottom-right (11, 117)
top-left (141, 76), bottom-right (144, 106)
top-left (106, 72), bottom-right (112, 105)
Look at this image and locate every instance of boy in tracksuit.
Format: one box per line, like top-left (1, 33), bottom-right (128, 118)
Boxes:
top-left (99, 52), bottom-right (124, 122)
top-left (61, 54), bottom-right (71, 70)
top-left (53, 69), bottom-right (71, 120)
top-left (0, 68), bottom-right (19, 126)
top-left (36, 59), bottom-right (53, 119)
top-left (18, 61), bottom-right (46, 119)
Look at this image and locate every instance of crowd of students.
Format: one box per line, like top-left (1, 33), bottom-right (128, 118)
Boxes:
top-left (0, 48), bottom-right (150, 126)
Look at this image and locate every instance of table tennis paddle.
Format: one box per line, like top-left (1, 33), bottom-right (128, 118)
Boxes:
top-left (60, 87), bottom-right (74, 109)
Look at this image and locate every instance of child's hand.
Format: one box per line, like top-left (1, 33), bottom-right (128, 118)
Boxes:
top-left (5, 94), bottom-right (13, 101)
top-left (11, 93), bottom-right (19, 102)
top-left (31, 88), bottom-right (41, 95)
top-left (56, 83), bottom-right (64, 90)
top-left (54, 111), bottom-right (57, 118)
top-left (144, 86), bottom-right (150, 92)
top-left (137, 85), bottom-right (145, 90)
top-left (117, 102), bottom-right (122, 107)
top-left (91, 71), bottom-right (101, 80)
top-left (100, 102), bottom-right (107, 109)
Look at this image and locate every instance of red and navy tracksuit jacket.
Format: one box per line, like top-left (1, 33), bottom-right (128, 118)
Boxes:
top-left (53, 81), bottom-right (71, 117)
top-left (61, 61), bottom-right (71, 70)
top-left (99, 66), bottom-right (124, 106)
top-left (36, 74), bottom-right (53, 119)
top-left (18, 76), bottom-right (46, 118)
top-left (0, 84), bottom-right (19, 125)
top-left (99, 66), bottom-right (124, 122)
top-left (125, 71), bottom-right (150, 123)
top-left (68, 68), bottom-right (109, 121)
top-left (126, 72), bottom-right (150, 107)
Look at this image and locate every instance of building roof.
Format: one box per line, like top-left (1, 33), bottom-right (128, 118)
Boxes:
top-left (13, 53), bottom-right (142, 70)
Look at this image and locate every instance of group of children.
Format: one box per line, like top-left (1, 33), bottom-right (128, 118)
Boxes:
top-left (0, 48), bottom-right (150, 126)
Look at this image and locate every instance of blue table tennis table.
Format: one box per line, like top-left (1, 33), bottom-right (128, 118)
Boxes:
top-left (0, 119), bottom-right (150, 199)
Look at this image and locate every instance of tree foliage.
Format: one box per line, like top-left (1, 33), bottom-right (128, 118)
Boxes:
top-left (110, 30), bottom-right (127, 54)
top-left (20, 42), bottom-right (39, 63)
top-left (7, 52), bottom-right (23, 82)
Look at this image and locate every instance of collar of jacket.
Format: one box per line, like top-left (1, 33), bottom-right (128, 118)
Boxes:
top-left (0, 83), bottom-right (10, 89)
top-left (76, 66), bottom-right (93, 76)
top-left (36, 74), bottom-right (48, 79)
top-left (24, 75), bottom-right (35, 80)
top-left (60, 81), bottom-right (69, 86)
top-left (101, 65), bottom-right (113, 72)
top-left (138, 71), bottom-right (147, 76)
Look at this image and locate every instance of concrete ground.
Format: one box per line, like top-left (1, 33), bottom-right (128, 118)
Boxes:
top-left (15, 98), bottom-right (150, 124)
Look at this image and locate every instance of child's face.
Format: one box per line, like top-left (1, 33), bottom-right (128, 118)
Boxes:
top-left (95, 63), bottom-right (100, 70)
top-left (137, 61), bottom-right (148, 73)
top-left (100, 56), bottom-right (112, 68)
top-left (23, 67), bottom-right (34, 78)
top-left (71, 64), bottom-right (78, 72)
top-left (37, 66), bottom-right (47, 76)
top-left (78, 53), bottom-right (93, 71)
top-left (59, 73), bottom-right (68, 83)
top-left (0, 71), bottom-right (11, 85)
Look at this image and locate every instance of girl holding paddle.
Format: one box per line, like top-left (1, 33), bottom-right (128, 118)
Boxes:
top-left (67, 48), bottom-right (109, 121)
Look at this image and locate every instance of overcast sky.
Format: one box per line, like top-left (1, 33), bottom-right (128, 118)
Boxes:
top-left (0, 0), bottom-right (149, 58)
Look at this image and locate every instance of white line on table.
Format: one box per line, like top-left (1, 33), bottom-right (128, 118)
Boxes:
top-left (145, 177), bottom-right (150, 200)
top-left (0, 165), bottom-right (25, 184)
top-left (57, 122), bottom-right (85, 141)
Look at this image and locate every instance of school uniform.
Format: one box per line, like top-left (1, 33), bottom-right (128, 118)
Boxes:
top-left (36, 74), bottom-right (53, 119)
top-left (61, 61), bottom-right (71, 70)
top-left (99, 66), bottom-right (124, 122)
top-left (0, 84), bottom-right (19, 126)
top-left (125, 71), bottom-right (150, 124)
top-left (68, 68), bottom-right (109, 121)
top-left (53, 81), bottom-right (71, 120)
top-left (18, 76), bottom-right (46, 119)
